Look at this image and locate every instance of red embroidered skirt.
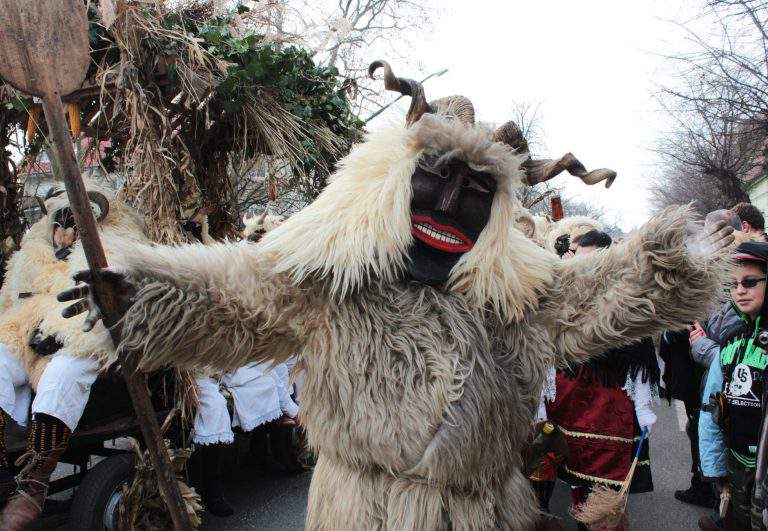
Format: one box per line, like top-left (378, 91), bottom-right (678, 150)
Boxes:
top-left (546, 368), bottom-right (653, 493)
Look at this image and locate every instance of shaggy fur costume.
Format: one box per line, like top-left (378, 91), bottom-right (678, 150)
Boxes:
top-left (242, 212), bottom-right (284, 241)
top-left (0, 185), bottom-right (147, 387)
top-left (545, 215), bottom-right (604, 253)
top-left (515, 212), bottom-right (551, 247)
top-left (103, 114), bottom-right (726, 530)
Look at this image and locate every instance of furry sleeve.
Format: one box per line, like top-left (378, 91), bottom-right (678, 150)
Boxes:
top-left (0, 245), bottom-right (24, 312)
top-left (545, 205), bottom-right (728, 364)
top-left (112, 240), bottom-right (316, 373)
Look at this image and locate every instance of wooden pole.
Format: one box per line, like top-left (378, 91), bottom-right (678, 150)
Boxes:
top-left (40, 94), bottom-right (193, 531)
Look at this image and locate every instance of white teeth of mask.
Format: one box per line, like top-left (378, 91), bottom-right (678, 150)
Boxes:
top-left (414, 223), bottom-right (462, 244)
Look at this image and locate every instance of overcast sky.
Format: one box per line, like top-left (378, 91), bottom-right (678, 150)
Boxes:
top-left (369, 0), bottom-right (704, 232)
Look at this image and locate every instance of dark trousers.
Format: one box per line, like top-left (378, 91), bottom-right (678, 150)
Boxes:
top-left (726, 457), bottom-right (766, 531)
top-left (529, 479), bottom-right (554, 512)
top-left (685, 401), bottom-right (707, 487)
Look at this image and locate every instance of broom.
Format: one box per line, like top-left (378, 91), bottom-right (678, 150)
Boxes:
top-left (572, 427), bottom-right (649, 529)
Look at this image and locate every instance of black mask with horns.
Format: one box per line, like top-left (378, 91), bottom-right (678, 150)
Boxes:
top-left (369, 60), bottom-right (617, 286)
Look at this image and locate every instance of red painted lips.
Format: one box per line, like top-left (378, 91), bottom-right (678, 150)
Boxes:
top-left (411, 215), bottom-right (473, 253)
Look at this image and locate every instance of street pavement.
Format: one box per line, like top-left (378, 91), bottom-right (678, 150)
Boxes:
top-left (204, 400), bottom-right (711, 530)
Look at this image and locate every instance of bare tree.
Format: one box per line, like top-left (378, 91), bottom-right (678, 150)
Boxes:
top-left (312, 0), bottom-right (430, 70)
top-left (506, 100), bottom-right (554, 210)
top-left (651, 87), bottom-right (759, 213)
top-left (653, 0), bottom-right (768, 213)
top-left (199, 1), bottom-right (436, 115)
top-left (283, 0), bottom-right (436, 115)
top-left (665, 1), bottom-right (768, 126)
top-left (649, 162), bottom-right (733, 214)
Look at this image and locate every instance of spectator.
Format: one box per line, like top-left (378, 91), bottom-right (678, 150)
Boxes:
top-left (732, 203), bottom-right (767, 242)
top-left (699, 242), bottom-right (768, 530)
top-left (659, 329), bottom-right (716, 509)
top-left (192, 362), bottom-right (299, 516)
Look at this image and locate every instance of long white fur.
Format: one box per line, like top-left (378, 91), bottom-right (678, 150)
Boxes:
top-left (0, 185), bottom-right (148, 386)
top-left (106, 115), bottom-right (729, 530)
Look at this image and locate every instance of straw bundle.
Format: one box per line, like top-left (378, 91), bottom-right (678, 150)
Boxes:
top-left (118, 436), bottom-right (203, 530)
top-left (572, 428), bottom-right (649, 530)
top-left (80, 0), bottom-right (358, 242)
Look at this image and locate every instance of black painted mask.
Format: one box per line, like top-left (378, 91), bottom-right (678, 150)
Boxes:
top-left (554, 234), bottom-right (570, 258)
top-left (405, 154), bottom-right (497, 285)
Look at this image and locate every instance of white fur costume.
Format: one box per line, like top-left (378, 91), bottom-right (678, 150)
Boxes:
top-left (0, 185), bottom-right (146, 429)
top-left (85, 111), bottom-right (728, 529)
top-left (545, 215), bottom-right (604, 254)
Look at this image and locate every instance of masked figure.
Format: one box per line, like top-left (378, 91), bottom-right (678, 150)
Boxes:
top-left (58, 62), bottom-right (734, 530)
top-left (545, 216), bottom-right (605, 257)
top-left (0, 183), bottom-right (149, 528)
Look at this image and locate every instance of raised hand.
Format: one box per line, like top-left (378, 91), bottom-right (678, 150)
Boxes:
top-left (57, 268), bottom-right (136, 332)
top-left (687, 219), bottom-right (735, 257)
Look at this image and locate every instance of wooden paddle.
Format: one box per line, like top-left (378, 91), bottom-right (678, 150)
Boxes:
top-left (0, 2), bottom-right (192, 529)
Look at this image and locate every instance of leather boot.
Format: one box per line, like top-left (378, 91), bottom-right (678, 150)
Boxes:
top-left (0, 446), bottom-right (66, 530)
top-left (198, 443), bottom-right (234, 517)
top-left (675, 479), bottom-right (717, 509)
top-left (0, 414), bottom-right (70, 531)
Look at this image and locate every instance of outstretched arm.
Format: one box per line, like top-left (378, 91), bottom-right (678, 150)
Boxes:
top-left (59, 240), bottom-right (314, 373)
top-left (546, 205), bottom-right (732, 363)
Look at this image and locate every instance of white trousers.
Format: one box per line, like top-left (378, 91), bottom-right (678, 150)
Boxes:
top-left (0, 344), bottom-right (32, 427)
top-left (0, 343), bottom-right (100, 430)
top-left (0, 342), bottom-right (299, 441)
top-left (192, 362), bottom-right (299, 446)
top-left (269, 362), bottom-right (299, 417)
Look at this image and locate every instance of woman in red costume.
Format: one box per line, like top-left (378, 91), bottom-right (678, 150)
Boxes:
top-left (546, 230), bottom-right (659, 530)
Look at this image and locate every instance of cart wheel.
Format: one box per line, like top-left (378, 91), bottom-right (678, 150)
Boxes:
top-left (69, 454), bottom-right (135, 531)
top-left (270, 424), bottom-right (315, 474)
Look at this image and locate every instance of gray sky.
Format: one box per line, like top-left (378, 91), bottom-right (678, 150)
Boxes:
top-left (370, 0), bottom-right (702, 232)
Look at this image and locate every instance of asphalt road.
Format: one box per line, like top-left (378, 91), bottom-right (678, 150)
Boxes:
top-left (203, 400), bottom-right (711, 531)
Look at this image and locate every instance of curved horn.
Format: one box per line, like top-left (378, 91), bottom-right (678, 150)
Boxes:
top-left (258, 210), bottom-right (268, 223)
top-left (87, 191), bottom-right (110, 221)
top-left (369, 60), bottom-right (432, 126)
top-left (429, 96), bottom-right (475, 125)
top-left (521, 153), bottom-right (617, 188)
top-left (492, 120), bottom-right (530, 156)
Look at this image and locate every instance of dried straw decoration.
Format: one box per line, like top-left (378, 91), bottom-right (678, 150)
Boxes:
top-left (77, 0), bottom-right (355, 243)
top-left (118, 436), bottom-right (203, 530)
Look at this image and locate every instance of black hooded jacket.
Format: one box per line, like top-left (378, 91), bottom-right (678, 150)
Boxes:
top-left (744, 243), bottom-right (768, 507)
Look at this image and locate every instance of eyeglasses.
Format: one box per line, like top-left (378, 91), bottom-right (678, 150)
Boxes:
top-left (729, 277), bottom-right (766, 289)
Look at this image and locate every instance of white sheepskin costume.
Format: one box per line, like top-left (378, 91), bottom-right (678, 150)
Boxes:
top-left (545, 215), bottom-right (605, 254)
top-left (84, 99), bottom-right (728, 529)
top-left (242, 212), bottom-right (284, 241)
top-left (0, 184), bottom-right (148, 387)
